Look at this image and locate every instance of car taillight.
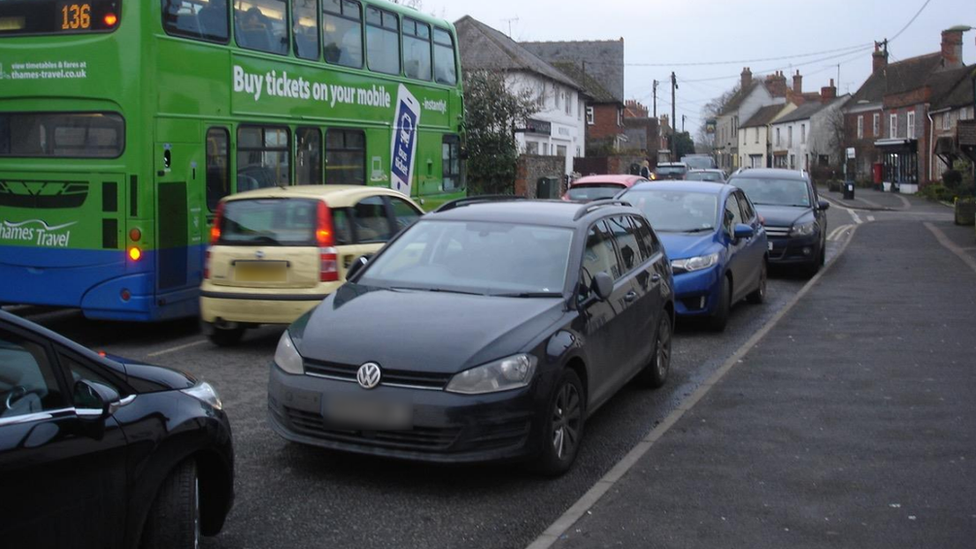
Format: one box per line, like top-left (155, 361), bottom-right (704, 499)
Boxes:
top-left (210, 202), bottom-right (224, 245)
top-left (317, 201), bottom-right (338, 282)
top-left (203, 250), bottom-right (211, 280)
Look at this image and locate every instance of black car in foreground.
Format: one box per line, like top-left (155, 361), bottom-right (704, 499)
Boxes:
top-left (0, 311), bottom-right (233, 548)
top-left (728, 168), bottom-right (829, 276)
top-left (268, 198), bottom-right (675, 475)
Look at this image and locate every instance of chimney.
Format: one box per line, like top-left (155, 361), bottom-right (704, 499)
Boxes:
top-left (741, 67), bottom-right (753, 90)
top-left (940, 27), bottom-right (965, 69)
top-left (766, 71), bottom-right (789, 97)
top-left (821, 78), bottom-right (837, 103)
top-left (872, 42), bottom-right (888, 73)
top-left (793, 70), bottom-right (803, 95)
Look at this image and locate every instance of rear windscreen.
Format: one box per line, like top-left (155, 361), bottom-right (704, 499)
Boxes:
top-left (655, 166), bottom-right (687, 176)
top-left (0, 0), bottom-right (121, 36)
top-left (566, 184), bottom-right (623, 202)
top-left (220, 198), bottom-right (319, 246)
top-left (0, 113), bottom-right (124, 158)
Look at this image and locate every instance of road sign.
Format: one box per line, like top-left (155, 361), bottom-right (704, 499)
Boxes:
top-left (846, 147), bottom-right (856, 159)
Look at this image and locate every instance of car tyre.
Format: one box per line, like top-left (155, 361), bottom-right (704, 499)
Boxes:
top-left (141, 459), bottom-right (199, 549)
top-left (708, 276), bottom-right (731, 332)
top-left (208, 326), bottom-right (244, 347)
top-left (531, 369), bottom-right (585, 477)
top-left (637, 313), bottom-right (672, 388)
top-left (746, 261), bottom-right (767, 304)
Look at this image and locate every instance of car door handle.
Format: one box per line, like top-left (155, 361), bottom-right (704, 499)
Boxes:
top-left (651, 274), bottom-right (661, 283)
top-left (624, 291), bottom-right (638, 302)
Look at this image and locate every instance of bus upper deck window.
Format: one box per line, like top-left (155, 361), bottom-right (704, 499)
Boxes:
top-left (162, 0), bottom-right (229, 43)
top-left (433, 28), bottom-right (457, 86)
top-left (234, 0), bottom-right (288, 55)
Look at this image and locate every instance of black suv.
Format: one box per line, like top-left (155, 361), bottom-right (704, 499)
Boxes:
top-left (728, 169), bottom-right (829, 276)
top-left (0, 311), bottom-right (233, 548)
top-left (268, 198), bottom-right (675, 475)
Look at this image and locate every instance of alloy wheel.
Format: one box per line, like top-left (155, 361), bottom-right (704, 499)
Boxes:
top-left (656, 318), bottom-right (672, 379)
top-left (552, 383), bottom-right (582, 460)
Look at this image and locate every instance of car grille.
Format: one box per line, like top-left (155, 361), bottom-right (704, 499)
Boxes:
top-left (765, 226), bottom-right (790, 237)
top-left (304, 358), bottom-right (452, 390)
top-left (285, 407), bottom-right (461, 451)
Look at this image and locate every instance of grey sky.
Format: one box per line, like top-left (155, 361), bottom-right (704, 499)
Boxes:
top-left (427, 0), bottom-right (975, 130)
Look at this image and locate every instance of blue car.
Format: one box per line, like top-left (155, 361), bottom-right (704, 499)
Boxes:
top-left (620, 181), bottom-right (767, 331)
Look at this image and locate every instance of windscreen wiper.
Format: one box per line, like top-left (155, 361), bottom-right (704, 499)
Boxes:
top-left (493, 292), bottom-right (562, 298)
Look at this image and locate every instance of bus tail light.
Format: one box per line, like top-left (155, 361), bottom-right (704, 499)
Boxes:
top-left (317, 201), bottom-right (338, 282)
top-left (128, 247), bottom-right (142, 261)
top-left (129, 228), bottom-right (142, 242)
top-left (210, 202), bottom-right (224, 245)
top-left (104, 13), bottom-right (118, 27)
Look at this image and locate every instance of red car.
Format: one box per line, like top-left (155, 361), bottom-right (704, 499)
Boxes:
top-left (562, 174), bottom-right (651, 202)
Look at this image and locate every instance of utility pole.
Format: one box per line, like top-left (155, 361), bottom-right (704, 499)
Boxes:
top-left (682, 115), bottom-right (686, 133)
top-left (671, 72), bottom-right (678, 161)
top-left (652, 80), bottom-right (658, 118)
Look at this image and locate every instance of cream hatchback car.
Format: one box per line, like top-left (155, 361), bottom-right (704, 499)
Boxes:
top-left (201, 185), bottom-right (423, 345)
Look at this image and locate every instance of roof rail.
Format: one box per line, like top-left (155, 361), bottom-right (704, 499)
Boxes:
top-left (432, 195), bottom-right (528, 213)
top-left (573, 199), bottom-right (632, 221)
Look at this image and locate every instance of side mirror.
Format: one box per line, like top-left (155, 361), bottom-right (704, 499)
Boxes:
top-left (818, 200), bottom-right (830, 211)
top-left (74, 379), bottom-right (121, 420)
top-left (345, 254), bottom-right (371, 281)
top-left (733, 223), bottom-right (754, 240)
top-left (592, 272), bottom-right (614, 302)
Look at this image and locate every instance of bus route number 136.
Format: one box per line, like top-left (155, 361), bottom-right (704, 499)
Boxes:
top-left (60, 3), bottom-right (91, 30)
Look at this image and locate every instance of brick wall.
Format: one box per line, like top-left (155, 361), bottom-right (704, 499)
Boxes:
top-left (588, 104), bottom-right (624, 142)
top-left (514, 155), bottom-right (568, 198)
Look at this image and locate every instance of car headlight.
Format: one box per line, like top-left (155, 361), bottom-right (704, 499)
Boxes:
top-left (791, 221), bottom-right (817, 236)
top-left (181, 382), bottom-right (223, 411)
top-left (274, 331), bottom-right (304, 375)
top-left (671, 253), bottom-right (719, 274)
top-left (445, 354), bottom-right (538, 395)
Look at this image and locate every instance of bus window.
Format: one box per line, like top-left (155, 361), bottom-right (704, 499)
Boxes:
top-left (403, 18), bottom-right (431, 81)
top-left (234, 0), bottom-right (288, 55)
top-left (292, 0), bottom-right (318, 60)
top-left (0, 112), bottom-right (124, 159)
top-left (322, 0), bottom-right (362, 68)
top-left (325, 130), bottom-right (365, 185)
top-left (365, 7), bottom-right (399, 75)
top-left (433, 28), bottom-right (457, 85)
top-left (237, 126), bottom-right (290, 191)
top-left (442, 135), bottom-right (461, 191)
top-left (162, 0), bottom-right (229, 42)
top-left (296, 128), bottom-right (322, 186)
top-left (206, 128), bottom-right (229, 211)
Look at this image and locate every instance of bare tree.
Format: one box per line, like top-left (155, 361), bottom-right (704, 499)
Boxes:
top-left (695, 87), bottom-right (738, 154)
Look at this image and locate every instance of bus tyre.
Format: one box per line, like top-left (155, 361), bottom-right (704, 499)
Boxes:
top-left (141, 459), bottom-right (199, 549)
top-left (209, 326), bottom-right (244, 347)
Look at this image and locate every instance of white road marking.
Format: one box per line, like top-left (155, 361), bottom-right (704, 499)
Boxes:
top-left (924, 223), bottom-right (976, 275)
top-left (828, 224), bottom-right (853, 241)
top-left (146, 339), bottom-right (208, 358)
top-left (896, 194), bottom-right (911, 210)
top-left (848, 208), bottom-right (862, 225)
top-left (867, 215), bottom-right (876, 222)
top-left (525, 226), bottom-right (864, 549)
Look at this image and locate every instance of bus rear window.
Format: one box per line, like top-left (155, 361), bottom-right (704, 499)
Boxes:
top-left (0, 113), bottom-right (125, 158)
top-left (0, 0), bottom-right (121, 36)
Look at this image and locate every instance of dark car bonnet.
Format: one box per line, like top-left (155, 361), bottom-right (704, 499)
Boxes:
top-left (753, 204), bottom-right (812, 227)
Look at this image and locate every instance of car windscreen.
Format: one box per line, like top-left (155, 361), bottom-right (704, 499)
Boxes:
top-left (686, 172), bottom-right (723, 182)
top-left (683, 157), bottom-right (715, 170)
top-left (358, 220), bottom-right (574, 296)
top-left (219, 198), bottom-right (318, 246)
top-left (623, 190), bottom-right (719, 233)
top-left (655, 166), bottom-right (687, 176)
top-left (566, 184), bottom-right (624, 202)
top-left (732, 177), bottom-right (811, 208)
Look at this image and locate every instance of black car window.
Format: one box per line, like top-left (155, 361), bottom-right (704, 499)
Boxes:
top-left (724, 194), bottom-right (743, 233)
top-left (606, 216), bottom-right (641, 274)
top-left (736, 191), bottom-right (756, 222)
top-left (0, 331), bottom-right (64, 419)
top-left (631, 216), bottom-right (658, 261)
top-left (582, 221), bottom-right (621, 291)
top-left (352, 196), bottom-right (393, 243)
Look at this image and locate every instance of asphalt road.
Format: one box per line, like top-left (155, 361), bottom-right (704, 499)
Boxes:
top-left (8, 205), bottom-right (857, 549)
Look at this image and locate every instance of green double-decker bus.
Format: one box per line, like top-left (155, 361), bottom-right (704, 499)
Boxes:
top-left (0, 0), bottom-right (465, 321)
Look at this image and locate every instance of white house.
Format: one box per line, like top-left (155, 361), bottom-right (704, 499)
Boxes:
top-left (715, 68), bottom-right (788, 171)
top-left (771, 88), bottom-right (851, 171)
top-left (737, 103), bottom-right (796, 169)
top-left (455, 16), bottom-right (587, 176)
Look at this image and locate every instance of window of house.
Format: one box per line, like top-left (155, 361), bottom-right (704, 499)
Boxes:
top-left (365, 6), bottom-right (399, 75)
top-left (237, 126), bottom-right (290, 191)
top-left (789, 154), bottom-right (795, 170)
top-left (295, 127), bottom-right (322, 186)
top-left (755, 127), bottom-right (759, 144)
top-left (943, 112), bottom-right (952, 131)
top-left (557, 145), bottom-right (567, 157)
top-left (206, 127), bottom-right (229, 211)
top-left (565, 93), bottom-right (573, 116)
top-left (402, 18), bottom-right (431, 81)
top-left (788, 126), bottom-right (793, 147)
top-left (234, 0), bottom-right (288, 55)
top-left (775, 128), bottom-right (781, 147)
top-left (873, 113), bottom-right (880, 136)
top-left (857, 116), bottom-right (864, 139)
top-left (890, 113), bottom-right (898, 139)
top-left (586, 107), bottom-right (594, 125)
top-left (554, 88), bottom-right (561, 110)
top-left (617, 109), bottom-right (623, 127)
top-left (323, 0), bottom-right (363, 68)
top-left (801, 123), bottom-right (806, 144)
top-left (433, 28), bottom-right (457, 85)
top-left (162, 0), bottom-right (229, 43)
top-left (325, 129), bottom-right (365, 185)
top-left (292, 0), bottom-right (318, 59)
top-left (525, 141), bottom-right (539, 155)
top-left (907, 112), bottom-right (915, 139)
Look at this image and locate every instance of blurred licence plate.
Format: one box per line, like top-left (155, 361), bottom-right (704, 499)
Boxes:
top-left (235, 261), bottom-right (286, 282)
top-left (768, 242), bottom-right (774, 251)
top-left (322, 397), bottom-right (412, 430)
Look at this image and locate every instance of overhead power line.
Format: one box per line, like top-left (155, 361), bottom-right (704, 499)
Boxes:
top-left (890, 0), bottom-right (933, 42)
top-left (612, 42), bottom-right (873, 68)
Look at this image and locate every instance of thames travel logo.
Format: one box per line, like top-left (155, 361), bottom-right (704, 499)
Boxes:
top-left (0, 219), bottom-right (76, 248)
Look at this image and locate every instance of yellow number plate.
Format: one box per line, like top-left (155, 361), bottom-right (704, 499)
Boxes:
top-left (234, 261), bottom-right (287, 282)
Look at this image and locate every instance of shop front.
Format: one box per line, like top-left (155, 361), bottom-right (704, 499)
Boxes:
top-left (875, 138), bottom-right (919, 194)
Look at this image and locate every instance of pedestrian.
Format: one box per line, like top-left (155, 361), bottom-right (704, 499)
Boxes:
top-left (640, 160), bottom-right (651, 179)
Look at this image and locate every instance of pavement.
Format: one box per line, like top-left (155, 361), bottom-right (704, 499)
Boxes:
top-left (541, 213), bottom-right (976, 547)
top-left (820, 186), bottom-right (918, 212)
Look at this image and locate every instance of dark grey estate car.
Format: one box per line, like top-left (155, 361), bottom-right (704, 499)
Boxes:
top-left (268, 198), bottom-right (675, 475)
